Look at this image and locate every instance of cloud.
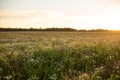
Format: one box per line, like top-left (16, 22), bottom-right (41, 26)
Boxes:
top-left (0, 10), bottom-right (47, 19)
top-left (0, 10), bottom-right (65, 19)
top-left (0, 10), bottom-right (66, 28)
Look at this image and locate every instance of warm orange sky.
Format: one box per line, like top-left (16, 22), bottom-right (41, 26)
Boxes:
top-left (0, 0), bottom-right (120, 30)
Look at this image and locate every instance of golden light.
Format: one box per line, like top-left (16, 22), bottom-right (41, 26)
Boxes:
top-left (0, 9), bottom-right (120, 30)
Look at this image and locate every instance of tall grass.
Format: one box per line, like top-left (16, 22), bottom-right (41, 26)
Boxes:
top-left (0, 31), bottom-right (120, 80)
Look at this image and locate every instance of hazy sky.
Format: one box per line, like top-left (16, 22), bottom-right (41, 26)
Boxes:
top-left (0, 0), bottom-right (120, 30)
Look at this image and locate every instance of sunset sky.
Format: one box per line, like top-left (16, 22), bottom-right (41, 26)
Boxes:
top-left (0, 0), bottom-right (120, 30)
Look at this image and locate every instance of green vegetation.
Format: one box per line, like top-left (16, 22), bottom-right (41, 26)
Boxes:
top-left (0, 31), bottom-right (120, 80)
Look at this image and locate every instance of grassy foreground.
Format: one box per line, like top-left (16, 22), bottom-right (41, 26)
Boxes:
top-left (0, 31), bottom-right (120, 80)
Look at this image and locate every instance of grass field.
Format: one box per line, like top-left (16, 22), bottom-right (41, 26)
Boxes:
top-left (0, 31), bottom-right (120, 80)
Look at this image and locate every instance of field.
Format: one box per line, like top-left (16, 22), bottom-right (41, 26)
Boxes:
top-left (0, 31), bottom-right (120, 80)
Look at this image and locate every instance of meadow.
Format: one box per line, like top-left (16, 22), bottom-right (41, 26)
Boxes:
top-left (0, 31), bottom-right (120, 80)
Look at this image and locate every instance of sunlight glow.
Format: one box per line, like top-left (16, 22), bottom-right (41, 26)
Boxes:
top-left (0, 9), bottom-right (120, 30)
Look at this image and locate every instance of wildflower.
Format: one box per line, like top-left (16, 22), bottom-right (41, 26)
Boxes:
top-left (81, 73), bottom-right (89, 80)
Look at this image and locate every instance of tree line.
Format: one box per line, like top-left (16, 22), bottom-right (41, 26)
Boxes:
top-left (0, 27), bottom-right (109, 32)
